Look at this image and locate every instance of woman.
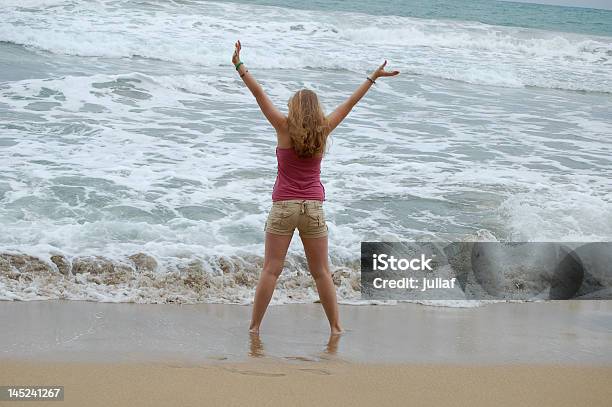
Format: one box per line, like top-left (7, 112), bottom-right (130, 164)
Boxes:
top-left (232, 40), bottom-right (399, 335)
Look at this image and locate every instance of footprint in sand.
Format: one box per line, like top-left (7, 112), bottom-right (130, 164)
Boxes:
top-left (284, 356), bottom-right (318, 362)
top-left (223, 367), bottom-right (286, 377)
top-left (298, 368), bottom-right (331, 376)
top-left (207, 355), bottom-right (228, 361)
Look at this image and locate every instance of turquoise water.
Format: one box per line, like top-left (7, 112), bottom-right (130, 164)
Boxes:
top-left (219, 0), bottom-right (612, 36)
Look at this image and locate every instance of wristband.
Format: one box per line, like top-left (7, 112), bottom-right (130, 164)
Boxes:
top-left (235, 61), bottom-right (244, 70)
top-left (366, 76), bottom-right (376, 84)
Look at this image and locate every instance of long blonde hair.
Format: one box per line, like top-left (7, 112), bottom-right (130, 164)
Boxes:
top-left (287, 89), bottom-right (330, 158)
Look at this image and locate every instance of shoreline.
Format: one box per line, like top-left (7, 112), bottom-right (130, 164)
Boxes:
top-left (2, 298), bottom-right (611, 406)
top-left (1, 300), bottom-right (611, 365)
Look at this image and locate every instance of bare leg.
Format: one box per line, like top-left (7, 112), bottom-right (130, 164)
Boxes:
top-left (249, 232), bottom-right (293, 333)
top-left (300, 235), bottom-right (343, 335)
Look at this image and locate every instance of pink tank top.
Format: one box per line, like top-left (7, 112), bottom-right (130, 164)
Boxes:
top-left (272, 147), bottom-right (325, 202)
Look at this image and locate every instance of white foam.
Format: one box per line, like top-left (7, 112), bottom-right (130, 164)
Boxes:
top-left (500, 190), bottom-right (612, 241)
top-left (0, 0), bottom-right (610, 92)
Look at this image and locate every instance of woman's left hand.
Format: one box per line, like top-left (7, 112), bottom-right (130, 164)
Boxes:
top-left (372, 60), bottom-right (400, 80)
top-left (232, 40), bottom-right (241, 65)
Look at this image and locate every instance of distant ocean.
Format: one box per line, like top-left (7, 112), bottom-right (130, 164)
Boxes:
top-left (1, 0), bottom-right (611, 305)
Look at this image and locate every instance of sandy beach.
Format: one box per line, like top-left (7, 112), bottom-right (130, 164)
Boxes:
top-left (1, 301), bottom-right (612, 406)
top-left (2, 360), bottom-right (611, 407)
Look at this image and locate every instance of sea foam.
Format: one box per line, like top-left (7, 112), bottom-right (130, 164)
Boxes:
top-left (0, 0), bottom-right (610, 92)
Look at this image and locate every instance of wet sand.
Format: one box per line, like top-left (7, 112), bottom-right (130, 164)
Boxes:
top-left (1, 301), bottom-right (612, 406)
top-left (1, 300), bottom-right (611, 364)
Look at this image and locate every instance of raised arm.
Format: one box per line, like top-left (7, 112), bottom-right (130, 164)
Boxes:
top-left (326, 60), bottom-right (399, 133)
top-left (232, 40), bottom-right (286, 131)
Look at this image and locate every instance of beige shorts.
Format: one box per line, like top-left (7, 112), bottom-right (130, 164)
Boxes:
top-left (264, 200), bottom-right (328, 238)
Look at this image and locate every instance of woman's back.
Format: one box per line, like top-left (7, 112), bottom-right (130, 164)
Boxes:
top-left (272, 147), bottom-right (325, 202)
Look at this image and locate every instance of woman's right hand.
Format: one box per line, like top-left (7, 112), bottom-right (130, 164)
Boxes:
top-left (232, 40), bottom-right (241, 65)
top-left (372, 60), bottom-right (400, 80)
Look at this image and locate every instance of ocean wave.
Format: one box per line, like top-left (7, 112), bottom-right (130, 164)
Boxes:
top-left (3, 239), bottom-right (608, 305)
top-left (2, 22), bottom-right (609, 64)
top-left (0, 0), bottom-right (67, 6)
top-left (0, 251), bottom-right (360, 304)
top-left (0, 0), bottom-right (610, 93)
top-left (404, 66), bottom-right (612, 94)
top-left (341, 24), bottom-right (612, 62)
top-left (1, 39), bottom-right (609, 94)
top-left (499, 190), bottom-right (612, 241)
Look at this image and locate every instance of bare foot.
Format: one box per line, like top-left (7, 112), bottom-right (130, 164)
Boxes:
top-left (249, 326), bottom-right (259, 334)
top-left (249, 331), bottom-right (264, 357)
top-left (326, 333), bottom-right (340, 355)
top-left (330, 326), bottom-right (344, 336)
